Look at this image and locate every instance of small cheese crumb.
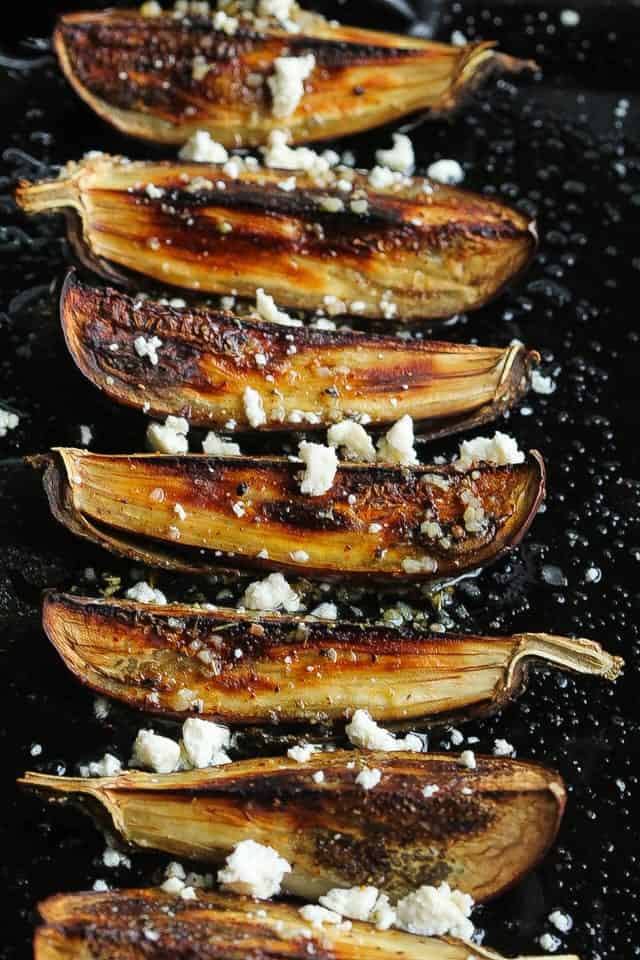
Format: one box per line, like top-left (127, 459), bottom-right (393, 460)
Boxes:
top-left (140, 1), bottom-right (162, 16)
top-left (131, 729), bottom-right (181, 774)
top-left (345, 709), bottom-right (422, 753)
top-left (377, 415), bottom-right (418, 466)
top-left (549, 910), bottom-right (573, 933)
top-left (0, 410), bottom-right (20, 437)
top-left (427, 159), bottom-right (465, 185)
top-left (456, 431), bottom-right (524, 468)
top-left (178, 130), bottom-right (229, 163)
top-left (369, 165), bottom-right (397, 190)
top-left (539, 933), bottom-right (562, 952)
top-left (531, 370), bottom-right (557, 395)
top-left (268, 55), bottom-right (316, 117)
top-left (212, 10), bottom-right (238, 34)
top-left (394, 883), bottom-right (474, 939)
top-left (125, 581), bottom-right (167, 605)
top-left (560, 9), bottom-right (580, 27)
top-left (255, 288), bottom-right (302, 327)
top-left (459, 749), bottom-right (476, 769)
top-left (134, 335), bottom-right (163, 366)
top-left (241, 573), bottom-right (301, 612)
top-left (262, 130), bottom-right (331, 178)
top-left (327, 420), bottom-right (376, 462)
top-left (103, 847), bottom-right (131, 869)
top-left (493, 738), bottom-right (514, 757)
top-left (376, 133), bottom-right (415, 174)
top-left (320, 886), bottom-right (380, 921)
top-left (146, 415), bottom-right (189, 454)
top-left (218, 840), bottom-right (291, 899)
top-left (355, 767), bottom-right (382, 791)
top-left (422, 784), bottom-right (439, 798)
top-left (310, 602), bottom-right (337, 620)
top-left (243, 386), bottom-right (267, 428)
top-left (181, 717), bottom-right (231, 768)
top-left (298, 441), bottom-right (338, 496)
top-left (312, 770), bottom-right (325, 783)
top-left (299, 904), bottom-right (343, 927)
top-left (80, 753), bottom-right (122, 778)
top-left (287, 743), bottom-right (316, 763)
top-left (202, 432), bottom-right (241, 456)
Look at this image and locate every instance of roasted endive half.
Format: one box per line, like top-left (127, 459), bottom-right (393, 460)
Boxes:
top-left (37, 449), bottom-right (546, 582)
top-left (53, 6), bottom-right (535, 147)
top-left (35, 889), bottom-right (579, 960)
top-left (17, 155), bottom-right (536, 321)
top-left (61, 272), bottom-right (537, 435)
top-left (22, 751), bottom-right (566, 901)
top-left (43, 592), bottom-right (624, 726)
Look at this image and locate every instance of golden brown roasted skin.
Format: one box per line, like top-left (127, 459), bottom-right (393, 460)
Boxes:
top-left (34, 888), bottom-right (579, 960)
top-left (60, 271), bottom-right (538, 434)
top-left (17, 156), bottom-right (536, 321)
top-left (22, 751), bottom-right (566, 902)
top-left (38, 449), bottom-right (546, 582)
top-left (42, 592), bottom-right (623, 726)
top-left (53, 7), bottom-right (535, 147)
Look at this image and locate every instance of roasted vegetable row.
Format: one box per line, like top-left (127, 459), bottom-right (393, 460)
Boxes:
top-left (34, 888), bottom-right (578, 960)
top-left (43, 592), bottom-right (623, 726)
top-left (37, 449), bottom-right (545, 582)
top-left (61, 271), bottom-right (538, 434)
top-left (22, 750), bottom-right (565, 902)
top-left (53, 6), bottom-right (535, 147)
top-left (17, 155), bottom-right (536, 322)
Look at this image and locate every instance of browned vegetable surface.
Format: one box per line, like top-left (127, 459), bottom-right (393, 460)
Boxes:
top-left (38, 449), bottom-right (546, 582)
top-left (22, 751), bottom-right (566, 902)
top-left (53, 7), bottom-right (534, 147)
top-left (42, 592), bottom-right (623, 726)
top-left (17, 155), bottom-right (536, 321)
top-left (34, 888), bottom-right (579, 960)
top-left (60, 270), bottom-right (537, 435)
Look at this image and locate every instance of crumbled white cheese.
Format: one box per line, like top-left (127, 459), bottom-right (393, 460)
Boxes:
top-left (255, 288), bottom-right (302, 327)
top-left (299, 904), bottom-right (344, 927)
top-left (103, 847), bottom-right (131, 869)
top-left (401, 556), bottom-right (438, 575)
top-left (258, 0), bottom-right (294, 21)
top-left (181, 717), bottom-right (231, 768)
top-left (80, 753), bottom-right (122, 778)
top-left (493, 738), bottom-right (515, 757)
top-left (287, 743), bottom-right (316, 763)
top-left (312, 770), bottom-right (325, 784)
top-left (0, 410), bottom-right (19, 437)
top-left (218, 840), bottom-right (291, 899)
top-left (376, 133), bottom-right (415, 174)
top-left (371, 894), bottom-right (396, 930)
top-left (368, 165), bottom-right (397, 190)
top-left (422, 784), bottom-right (439, 798)
top-left (548, 910), bottom-right (573, 933)
top-left (355, 767), bottom-right (382, 791)
top-left (451, 29), bottom-right (467, 45)
top-left (394, 883), bottom-right (474, 939)
top-left (345, 709), bottom-right (422, 753)
top-left (377, 415), bottom-right (418, 466)
top-left (531, 370), bottom-right (557, 395)
top-left (140, 0), bottom-right (162, 16)
top-left (320, 886), bottom-right (380, 921)
top-left (79, 424), bottom-right (92, 446)
top-left (125, 581), bottom-right (167, 605)
top-left (560, 9), bottom-right (580, 27)
top-left (318, 196), bottom-right (344, 213)
top-left (212, 10), bottom-right (238, 34)
top-left (261, 130), bottom-right (331, 178)
top-left (241, 573), bottom-right (301, 612)
top-left (146, 415), bottom-right (189, 454)
top-left (310, 602), bottom-right (337, 620)
top-left (539, 933), bottom-right (562, 952)
top-left (456, 431), bottom-right (524, 468)
top-left (131, 729), bottom-right (181, 774)
top-left (178, 130), bottom-right (229, 163)
top-left (459, 749), bottom-right (476, 769)
top-left (427, 159), bottom-right (465, 185)
top-left (298, 441), bottom-right (338, 497)
top-left (243, 386), bottom-right (267, 428)
top-left (290, 549), bottom-right (310, 563)
top-left (327, 420), bottom-right (376, 462)
top-left (268, 55), bottom-right (316, 117)
top-left (202, 432), bottom-right (241, 456)
top-left (145, 183), bottom-right (165, 200)
top-left (93, 880), bottom-right (109, 892)
top-left (134, 335), bottom-right (163, 366)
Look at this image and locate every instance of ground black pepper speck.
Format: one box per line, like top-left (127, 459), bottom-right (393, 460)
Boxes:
top-left (0, 1), bottom-right (638, 958)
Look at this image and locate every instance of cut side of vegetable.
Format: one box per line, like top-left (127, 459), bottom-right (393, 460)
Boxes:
top-left (22, 750), bottom-right (566, 903)
top-left (17, 155), bottom-right (536, 321)
top-left (42, 591), bottom-right (623, 726)
top-left (36, 449), bottom-right (546, 582)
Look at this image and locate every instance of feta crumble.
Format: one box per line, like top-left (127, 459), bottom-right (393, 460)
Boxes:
top-left (261, 130), bottom-right (331, 177)
top-left (493, 738), bottom-right (515, 757)
top-left (147, 415), bottom-right (189, 454)
top-left (355, 767), bottom-right (382, 791)
top-left (181, 717), bottom-right (231, 768)
top-left (394, 883), bottom-right (474, 939)
top-left (243, 386), bottom-right (267, 428)
top-left (456, 431), bottom-right (524, 468)
top-left (327, 420), bottom-right (376, 462)
top-left (549, 910), bottom-right (573, 933)
top-left (299, 904), bottom-right (343, 927)
top-left (255, 288), bottom-right (302, 326)
top-left (202, 432), bottom-right (241, 456)
top-left (241, 573), bottom-right (301, 612)
top-left (531, 370), bottom-right (557, 395)
top-left (131, 729), bottom-right (181, 773)
top-left (0, 410), bottom-right (19, 437)
top-left (560, 9), bottom-right (580, 26)
top-left (268, 55), bottom-right (316, 117)
top-left (458, 749), bottom-right (476, 769)
top-left (376, 415), bottom-right (418, 466)
top-left (218, 840), bottom-right (291, 899)
top-left (427, 159), bottom-right (465, 185)
top-left (369, 165), bottom-right (397, 190)
top-left (539, 933), bottom-right (562, 952)
top-left (178, 130), bottom-right (229, 163)
top-left (125, 581), bottom-right (167, 605)
top-left (320, 886), bottom-right (380, 921)
top-left (212, 10), bottom-right (238, 34)
top-left (134, 335), bottom-right (163, 366)
top-left (345, 709), bottom-right (422, 753)
top-left (298, 441), bottom-right (338, 496)
top-left (287, 743), bottom-right (316, 763)
top-left (80, 753), bottom-right (122, 778)
top-left (375, 133), bottom-right (415, 174)
top-left (310, 602), bottom-right (337, 620)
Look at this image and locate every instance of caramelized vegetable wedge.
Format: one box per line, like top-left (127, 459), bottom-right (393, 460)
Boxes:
top-left (38, 449), bottom-right (546, 582)
top-left (22, 751), bottom-right (566, 901)
top-left (35, 888), bottom-right (579, 960)
top-left (61, 271), bottom-right (538, 434)
top-left (17, 156), bottom-right (536, 321)
top-left (42, 592), bottom-right (624, 726)
top-left (53, 7), bottom-right (535, 147)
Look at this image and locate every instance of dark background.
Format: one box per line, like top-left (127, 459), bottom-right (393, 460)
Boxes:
top-left (1, 2), bottom-right (639, 958)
